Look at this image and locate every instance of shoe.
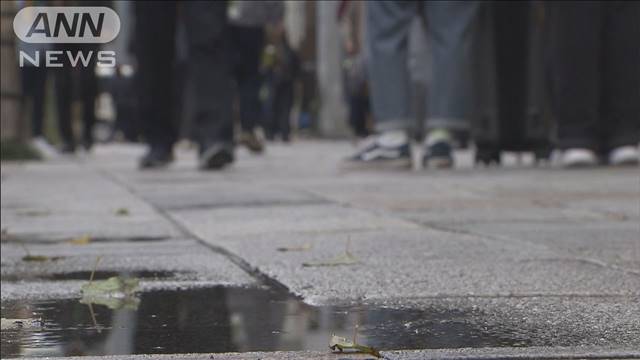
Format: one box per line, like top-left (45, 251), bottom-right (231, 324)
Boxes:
top-left (30, 137), bottom-right (58, 159)
top-left (560, 148), bottom-right (597, 168)
top-left (198, 143), bottom-right (234, 170)
top-left (423, 129), bottom-right (453, 168)
top-left (139, 146), bottom-right (174, 169)
top-left (239, 131), bottom-right (264, 153)
top-left (345, 130), bottom-right (410, 167)
top-left (609, 145), bottom-right (639, 166)
top-left (82, 138), bottom-right (94, 152)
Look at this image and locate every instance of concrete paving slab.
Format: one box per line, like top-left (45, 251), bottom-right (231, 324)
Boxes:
top-left (133, 182), bottom-right (329, 212)
top-left (1, 162), bottom-right (180, 241)
top-left (181, 228), bottom-right (640, 302)
top-left (428, 221), bottom-right (640, 273)
top-left (168, 204), bottom-right (420, 240)
top-left (393, 295), bottom-right (640, 348)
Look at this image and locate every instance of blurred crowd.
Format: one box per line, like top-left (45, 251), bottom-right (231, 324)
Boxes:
top-left (13, 1), bottom-right (639, 170)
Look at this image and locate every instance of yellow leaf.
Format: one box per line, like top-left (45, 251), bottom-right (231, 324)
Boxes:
top-left (68, 235), bottom-right (91, 245)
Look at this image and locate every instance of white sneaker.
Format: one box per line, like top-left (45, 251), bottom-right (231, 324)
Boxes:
top-left (609, 145), bottom-right (639, 166)
top-left (30, 137), bottom-right (58, 160)
top-left (561, 148), bottom-right (597, 168)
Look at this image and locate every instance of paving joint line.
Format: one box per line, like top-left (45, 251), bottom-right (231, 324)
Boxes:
top-left (90, 165), bottom-right (293, 295)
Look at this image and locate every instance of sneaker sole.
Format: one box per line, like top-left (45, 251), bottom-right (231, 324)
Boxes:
top-left (139, 156), bottom-right (174, 170)
top-left (562, 160), bottom-right (598, 168)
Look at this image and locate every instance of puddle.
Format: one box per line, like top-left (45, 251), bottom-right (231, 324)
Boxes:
top-left (1, 287), bottom-right (529, 358)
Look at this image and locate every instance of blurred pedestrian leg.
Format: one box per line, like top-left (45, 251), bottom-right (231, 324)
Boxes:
top-left (423, 2), bottom-right (478, 134)
top-left (548, 1), bottom-right (640, 167)
top-left (230, 24), bottom-right (266, 153)
top-left (265, 34), bottom-right (299, 143)
top-left (136, 1), bottom-right (233, 170)
top-left (183, 1), bottom-right (235, 169)
top-left (353, 1), bottom-right (479, 168)
top-left (54, 44), bottom-right (98, 153)
top-left (422, 1), bottom-right (479, 168)
top-left (21, 67), bottom-right (46, 138)
top-left (135, 1), bottom-right (177, 168)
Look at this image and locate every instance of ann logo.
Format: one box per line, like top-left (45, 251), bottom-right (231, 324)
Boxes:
top-left (26, 12), bottom-right (105, 38)
top-left (13, 6), bottom-right (120, 44)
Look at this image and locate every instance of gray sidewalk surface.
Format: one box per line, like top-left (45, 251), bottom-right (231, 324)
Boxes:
top-left (1, 141), bottom-right (639, 359)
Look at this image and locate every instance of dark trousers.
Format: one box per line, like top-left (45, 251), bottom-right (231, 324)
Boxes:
top-left (230, 25), bottom-right (265, 132)
top-left (21, 66), bottom-right (47, 137)
top-left (548, 1), bottom-right (640, 152)
top-left (54, 46), bottom-right (98, 149)
top-left (267, 81), bottom-right (293, 141)
top-left (349, 91), bottom-right (371, 138)
top-left (135, 1), bottom-right (233, 150)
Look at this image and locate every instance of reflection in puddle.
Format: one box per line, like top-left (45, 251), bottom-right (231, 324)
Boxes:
top-left (1, 287), bottom-right (529, 358)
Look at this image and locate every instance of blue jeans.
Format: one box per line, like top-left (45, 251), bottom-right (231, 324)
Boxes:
top-left (366, 1), bottom-right (480, 133)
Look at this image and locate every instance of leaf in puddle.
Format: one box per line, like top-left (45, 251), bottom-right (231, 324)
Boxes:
top-left (80, 291), bottom-right (141, 311)
top-left (67, 235), bottom-right (91, 245)
top-left (22, 255), bottom-right (65, 262)
top-left (1, 318), bottom-right (44, 330)
top-left (277, 243), bottom-right (313, 252)
top-left (81, 276), bottom-right (139, 299)
top-left (115, 208), bottom-right (130, 216)
top-left (329, 334), bottom-right (381, 358)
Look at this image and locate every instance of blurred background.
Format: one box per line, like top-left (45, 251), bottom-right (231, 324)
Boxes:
top-left (1, 0), bottom-right (638, 166)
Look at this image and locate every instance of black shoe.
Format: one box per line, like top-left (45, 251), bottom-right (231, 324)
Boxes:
top-left (345, 132), bottom-right (411, 168)
top-left (198, 143), bottom-right (234, 170)
top-left (139, 146), bottom-right (173, 169)
top-left (82, 138), bottom-right (94, 152)
top-left (423, 129), bottom-right (453, 168)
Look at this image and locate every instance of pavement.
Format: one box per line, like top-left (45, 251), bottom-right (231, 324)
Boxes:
top-left (1, 140), bottom-right (639, 359)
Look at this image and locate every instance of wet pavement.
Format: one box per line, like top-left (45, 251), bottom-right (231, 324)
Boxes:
top-left (2, 141), bottom-right (639, 359)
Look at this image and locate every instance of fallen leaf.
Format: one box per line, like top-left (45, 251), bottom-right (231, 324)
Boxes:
top-left (329, 334), bottom-right (381, 358)
top-left (17, 209), bottom-right (50, 217)
top-left (67, 235), bottom-right (91, 245)
top-left (115, 208), bottom-right (130, 216)
top-left (22, 255), bottom-right (64, 262)
top-left (19, 243), bottom-right (64, 262)
top-left (80, 292), bottom-right (140, 311)
top-left (302, 252), bottom-right (359, 267)
top-left (78, 257), bottom-right (140, 310)
top-left (277, 243), bottom-right (313, 252)
top-left (81, 276), bottom-right (139, 301)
